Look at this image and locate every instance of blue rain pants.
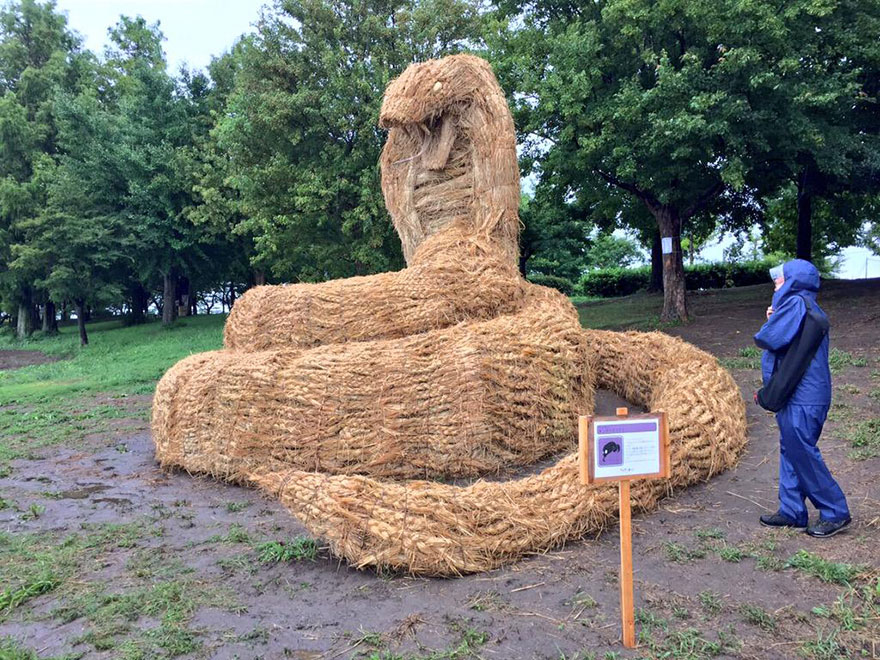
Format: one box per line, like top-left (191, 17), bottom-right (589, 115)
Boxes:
top-left (776, 404), bottom-right (850, 525)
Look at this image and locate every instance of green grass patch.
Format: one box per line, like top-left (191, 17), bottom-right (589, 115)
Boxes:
top-left (698, 591), bottom-right (723, 615)
top-left (719, 346), bottom-right (762, 370)
top-left (575, 292), bottom-right (664, 330)
top-left (663, 541), bottom-right (706, 563)
top-left (642, 626), bottom-right (740, 659)
top-left (256, 537), bottom-right (319, 563)
top-left (739, 603), bottom-right (776, 631)
top-left (847, 418), bottom-right (880, 460)
top-left (0, 636), bottom-right (81, 660)
top-left (786, 550), bottom-right (864, 585)
top-left (0, 315), bottom-right (225, 404)
top-left (799, 628), bottom-right (845, 660)
top-left (828, 348), bottom-right (867, 373)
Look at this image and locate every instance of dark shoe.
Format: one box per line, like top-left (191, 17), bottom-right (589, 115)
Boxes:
top-left (806, 517), bottom-right (852, 538)
top-left (760, 512), bottom-right (807, 529)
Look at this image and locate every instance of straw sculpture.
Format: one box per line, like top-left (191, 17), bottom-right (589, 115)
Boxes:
top-left (152, 54), bottom-right (747, 576)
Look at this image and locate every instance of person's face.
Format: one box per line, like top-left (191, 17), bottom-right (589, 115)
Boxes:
top-left (774, 276), bottom-right (785, 291)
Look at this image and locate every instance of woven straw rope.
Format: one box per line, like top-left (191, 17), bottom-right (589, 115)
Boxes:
top-left (152, 54), bottom-right (747, 576)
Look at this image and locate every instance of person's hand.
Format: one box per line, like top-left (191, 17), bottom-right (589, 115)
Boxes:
top-left (766, 306), bottom-right (774, 320)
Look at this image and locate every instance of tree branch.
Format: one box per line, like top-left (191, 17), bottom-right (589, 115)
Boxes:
top-left (594, 169), bottom-right (660, 211)
top-left (683, 180), bottom-right (724, 220)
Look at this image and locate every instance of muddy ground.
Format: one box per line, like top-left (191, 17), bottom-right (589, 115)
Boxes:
top-left (0, 350), bottom-right (59, 371)
top-left (1, 281), bottom-right (878, 659)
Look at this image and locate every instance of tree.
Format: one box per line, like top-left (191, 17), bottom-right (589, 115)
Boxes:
top-left (585, 233), bottom-right (645, 270)
top-left (214, 0), bottom-right (486, 284)
top-left (0, 0), bottom-right (89, 336)
top-left (104, 17), bottom-right (224, 326)
top-left (491, 0), bottom-right (880, 320)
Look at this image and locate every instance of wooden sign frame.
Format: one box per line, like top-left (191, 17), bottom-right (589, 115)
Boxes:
top-left (579, 411), bottom-right (670, 486)
top-left (577, 408), bottom-right (671, 649)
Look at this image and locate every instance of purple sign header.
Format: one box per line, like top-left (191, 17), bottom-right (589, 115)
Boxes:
top-left (596, 422), bottom-right (657, 435)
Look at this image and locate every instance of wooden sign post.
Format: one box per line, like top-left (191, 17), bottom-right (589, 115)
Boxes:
top-left (578, 407), bottom-right (670, 649)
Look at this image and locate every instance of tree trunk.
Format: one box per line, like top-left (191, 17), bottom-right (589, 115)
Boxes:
top-left (74, 299), bottom-right (88, 346)
top-left (60, 301), bottom-right (69, 323)
top-left (227, 281), bottom-right (236, 310)
top-left (129, 283), bottom-right (148, 325)
top-left (29, 303), bottom-right (40, 332)
top-left (162, 272), bottom-right (177, 326)
top-left (253, 270), bottom-right (266, 286)
top-left (688, 229), bottom-right (695, 266)
top-left (16, 301), bottom-right (33, 339)
top-left (42, 301), bottom-right (58, 334)
top-left (654, 207), bottom-right (689, 322)
top-left (177, 276), bottom-right (191, 318)
top-left (796, 169), bottom-right (813, 262)
top-left (649, 230), bottom-right (663, 292)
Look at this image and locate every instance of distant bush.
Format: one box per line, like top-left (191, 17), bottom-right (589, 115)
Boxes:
top-left (527, 273), bottom-right (576, 296)
top-left (576, 260), bottom-right (776, 298)
top-left (577, 266), bottom-right (651, 297)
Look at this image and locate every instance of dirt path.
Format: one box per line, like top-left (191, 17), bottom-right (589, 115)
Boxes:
top-left (1, 283), bottom-right (878, 659)
top-left (0, 349), bottom-right (59, 370)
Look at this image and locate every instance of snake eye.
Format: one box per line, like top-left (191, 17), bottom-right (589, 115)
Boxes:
top-left (432, 81), bottom-right (442, 92)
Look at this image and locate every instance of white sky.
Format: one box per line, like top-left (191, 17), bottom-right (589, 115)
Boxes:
top-left (55, 0), bottom-right (266, 73)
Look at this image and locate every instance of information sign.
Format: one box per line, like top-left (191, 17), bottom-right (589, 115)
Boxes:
top-left (577, 408), bottom-right (671, 649)
top-left (580, 412), bottom-right (670, 484)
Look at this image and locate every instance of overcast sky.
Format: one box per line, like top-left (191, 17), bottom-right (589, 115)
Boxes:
top-left (55, 0), bottom-right (266, 73)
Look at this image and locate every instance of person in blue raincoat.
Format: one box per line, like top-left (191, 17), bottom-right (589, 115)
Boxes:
top-left (753, 259), bottom-right (851, 537)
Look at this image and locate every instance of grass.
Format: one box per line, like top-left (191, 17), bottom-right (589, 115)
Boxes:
top-left (828, 348), bottom-right (867, 373)
top-left (0, 637), bottom-right (80, 660)
top-left (719, 346), bottom-right (762, 370)
top-left (256, 537), bottom-right (319, 563)
top-left (575, 293), bottom-right (664, 330)
top-left (0, 315), bottom-right (225, 404)
top-left (739, 603), bottom-right (776, 631)
top-left (663, 541), bottom-right (706, 563)
top-left (698, 591), bottom-right (723, 615)
top-left (0, 516), bottom-right (238, 657)
top-left (847, 418), bottom-right (880, 460)
top-left (786, 550), bottom-right (864, 585)
top-left (0, 316), bottom-right (224, 475)
top-left (799, 628), bottom-right (845, 660)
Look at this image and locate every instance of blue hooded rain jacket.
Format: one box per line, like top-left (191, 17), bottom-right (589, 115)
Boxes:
top-left (754, 259), bottom-right (831, 407)
top-left (753, 259), bottom-right (849, 524)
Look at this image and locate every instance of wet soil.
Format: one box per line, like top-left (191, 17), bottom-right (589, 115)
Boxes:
top-left (0, 349), bottom-right (60, 370)
top-left (1, 281), bottom-right (878, 659)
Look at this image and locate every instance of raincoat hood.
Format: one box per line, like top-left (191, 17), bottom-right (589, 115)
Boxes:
top-left (772, 259), bottom-right (820, 309)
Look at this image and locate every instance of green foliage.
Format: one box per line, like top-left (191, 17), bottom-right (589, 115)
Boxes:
top-left (215, 0), bottom-right (485, 282)
top-left (0, 315), bottom-right (224, 403)
top-left (719, 346), bottom-right (762, 370)
top-left (577, 260), bottom-right (773, 297)
top-left (847, 418), bottom-right (880, 460)
top-left (828, 348), bottom-right (867, 373)
top-left (256, 537), bottom-right (319, 563)
top-left (585, 233), bottom-right (645, 270)
top-left (526, 273), bottom-right (575, 295)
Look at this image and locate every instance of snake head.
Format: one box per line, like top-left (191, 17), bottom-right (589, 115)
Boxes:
top-left (379, 54), bottom-right (520, 266)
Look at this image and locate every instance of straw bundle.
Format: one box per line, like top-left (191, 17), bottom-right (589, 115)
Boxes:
top-left (224, 229), bottom-right (525, 352)
top-left (152, 54), bottom-right (748, 577)
top-left (379, 54), bottom-right (520, 267)
top-left (156, 286), bottom-right (593, 481)
top-left (249, 331), bottom-right (747, 575)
